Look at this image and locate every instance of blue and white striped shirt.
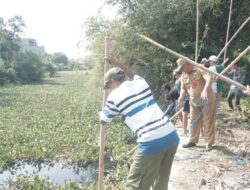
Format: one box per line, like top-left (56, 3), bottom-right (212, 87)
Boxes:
top-left (100, 75), bottom-right (179, 154)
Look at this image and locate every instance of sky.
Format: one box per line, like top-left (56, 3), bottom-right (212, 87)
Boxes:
top-left (0, 0), bottom-right (117, 58)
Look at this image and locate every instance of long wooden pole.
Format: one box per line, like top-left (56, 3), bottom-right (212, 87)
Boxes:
top-left (221, 58), bottom-right (229, 66)
top-left (217, 16), bottom-right (250, 58)
top-left (98, 36), bottom-right (110, 190)
top-left (195, 0), bottom-right (199, 62)
top-left (224, 0), bottom-right (233, 62)
top-left (220, 46), bottom-right (250, 75)
top-left (136, 33), bottom-right (247, 91)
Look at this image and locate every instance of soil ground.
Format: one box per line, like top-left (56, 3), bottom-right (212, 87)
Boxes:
top-left (169, 99), bottom-right (250, 190)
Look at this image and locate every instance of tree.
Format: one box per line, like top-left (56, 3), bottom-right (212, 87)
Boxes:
top-left (15, 52), bottom-right (45, 83)
top-left (83, 0), bottom-right (250, 98)
top-left (51, 52), bottom-right (69, 70)
top-left (0, 16), bottom-right (25, 65)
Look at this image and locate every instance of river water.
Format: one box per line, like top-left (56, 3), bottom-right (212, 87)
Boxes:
top-left (0, 161), bottom-right (97, 188)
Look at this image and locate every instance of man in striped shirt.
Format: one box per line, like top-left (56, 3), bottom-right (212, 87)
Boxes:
top-left (99, 57), bottom-right (179, 190)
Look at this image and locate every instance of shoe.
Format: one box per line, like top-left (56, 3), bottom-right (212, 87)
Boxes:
top-left (205, 145), bottom-right (213, 151)
top-left (182, 142), bottom-right (196, 148)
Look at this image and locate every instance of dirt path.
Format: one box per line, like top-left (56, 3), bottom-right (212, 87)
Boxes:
top-left (169, 99), bottom-right (250, 190)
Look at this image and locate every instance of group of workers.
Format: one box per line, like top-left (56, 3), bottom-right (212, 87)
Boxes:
top-left (163, 55), bottom-right (247, 150)
top-left (98, 56), bottom-right (248, 190)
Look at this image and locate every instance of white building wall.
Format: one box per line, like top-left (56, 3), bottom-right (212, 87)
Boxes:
top-left (20, 38), bottom-right (46, 58)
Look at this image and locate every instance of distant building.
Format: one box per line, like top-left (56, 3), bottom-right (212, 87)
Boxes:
top-left (20, 38), bottom-right (46, 58)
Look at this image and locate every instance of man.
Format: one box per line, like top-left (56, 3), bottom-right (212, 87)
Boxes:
top-left (208, 55), bottom-right (224, 112)
top-left (172, 69), bottom-right (190, 135)
top-left (200, 58), bottom-right (209, 68)
top-left (173, 69), bottom-right (182, 93)
top-left (161, 84), bottom-right (179, 117)
top-left (177, 58), bottom-right (216, 151)
top-left (99, 57), bottom-right (179, 190)
top-left (227, 63), bottom-right (245, 111)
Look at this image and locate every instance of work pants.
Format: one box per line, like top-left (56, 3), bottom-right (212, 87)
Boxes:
top-left (227, 88), bottom-right (241, 110)
top-left (189, 94), bottom-right (216, 145)
top-left (125, 145), bottom-right (178, 190)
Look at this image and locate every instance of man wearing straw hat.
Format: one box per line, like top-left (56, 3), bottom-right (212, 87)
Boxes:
top-left (177, 58), bottom-right (216, 151)
top-left (99, 57), bottom-right (179, 190)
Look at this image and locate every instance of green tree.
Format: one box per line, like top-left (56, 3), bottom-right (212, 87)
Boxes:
top-left (51, 52), bottom-right (69, 70)
top-left (83, 0), bottom-right (250, 97)
top-left (0, 16), bottom-right (25, 65)
top-left (15, 52), bottom-right (45, 83)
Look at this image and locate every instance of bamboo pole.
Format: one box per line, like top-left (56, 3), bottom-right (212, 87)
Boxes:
top-left (217, 16), bottom-right (250, 58)
top-left (220, 46), bottom-right (250, 75)
top-left (197, 24), bottom-right (209, 59)
top-left (98, 36), bottom-right (110, 190)
top-left (195, 0), bottom-right (199, 62)
top-left (221, 58), bottom-right (229, 66)
top-left (224, 0), bottom-right (233, 62)
top-left (169, 107), bottom-right (183, 122)
top-left (136, 33), bottom-right (247, 91)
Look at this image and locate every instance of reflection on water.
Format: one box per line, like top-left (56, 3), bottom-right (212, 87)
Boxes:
top-left (0, 161), bottom-right (98, 187)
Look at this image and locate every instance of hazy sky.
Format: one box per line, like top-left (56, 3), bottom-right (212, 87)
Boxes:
top-left (0, 0), bottom-right (116, 58)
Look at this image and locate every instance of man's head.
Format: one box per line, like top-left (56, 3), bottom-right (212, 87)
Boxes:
top-left (232, 63), bottom-right (239, 71)
top-left (104, 67), bottom-right (125, 90)
top-left (200, 58), bottom-right (208, 64)
top-left (200, 58), bottom-right (210, 68)
top-left (161, 84), bottom-right (171, 95)
top-left (208, 55), bottom-right (218, 66)
top-left (176, 58), bottom-right (193, 74)
top-left (173, 69), bottom-right (182, 80)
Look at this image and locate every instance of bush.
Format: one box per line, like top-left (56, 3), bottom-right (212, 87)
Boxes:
top-left (0, 59), bottom-right (17, 85)
top-left (45, 63), bottom-right (58, 77)
top-left (14, 52), bottom-right (45, 83)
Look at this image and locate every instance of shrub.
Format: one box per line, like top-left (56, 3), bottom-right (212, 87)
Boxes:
top-left (0, 58), bottom-right (17, 85)
top-left (45, 62), bottom-right (58, 77)
top-left (14, 52), bottom-right (45, 83)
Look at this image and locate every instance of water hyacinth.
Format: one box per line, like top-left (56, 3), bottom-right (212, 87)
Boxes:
top-left (0, 71), bottom-right (134, 189)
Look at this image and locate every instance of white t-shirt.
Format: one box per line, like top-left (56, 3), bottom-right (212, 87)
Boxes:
top-left (100, 75), bottom-right (176, 143)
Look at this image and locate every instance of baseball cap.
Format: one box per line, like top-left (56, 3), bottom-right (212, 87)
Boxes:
top-left (104, 67), bottom-right (125, 89)
top-left (201, 58), bottom-right (208, 63)
top-left (208, 55), bottom-right (218, 62)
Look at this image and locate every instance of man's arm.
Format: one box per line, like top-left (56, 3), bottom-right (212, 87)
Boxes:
top-left (104, 57), bottom-right (136, 79)
top-left (243, 85), bottom-right (250, 96)
top-left (201, 74), bottom-right (213, 100)
top-left (178, 78), bottom-right (187, 102)
top-left (240, 70), bottom-right (245, 85)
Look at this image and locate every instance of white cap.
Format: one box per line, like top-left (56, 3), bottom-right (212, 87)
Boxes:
top-left (208, 55), bottom-right (218, 62)
top-left (201, 58), bottom-right (208, 62)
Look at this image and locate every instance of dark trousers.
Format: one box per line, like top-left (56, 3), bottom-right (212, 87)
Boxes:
top-left (227, 89), bottom-right (241, 110)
